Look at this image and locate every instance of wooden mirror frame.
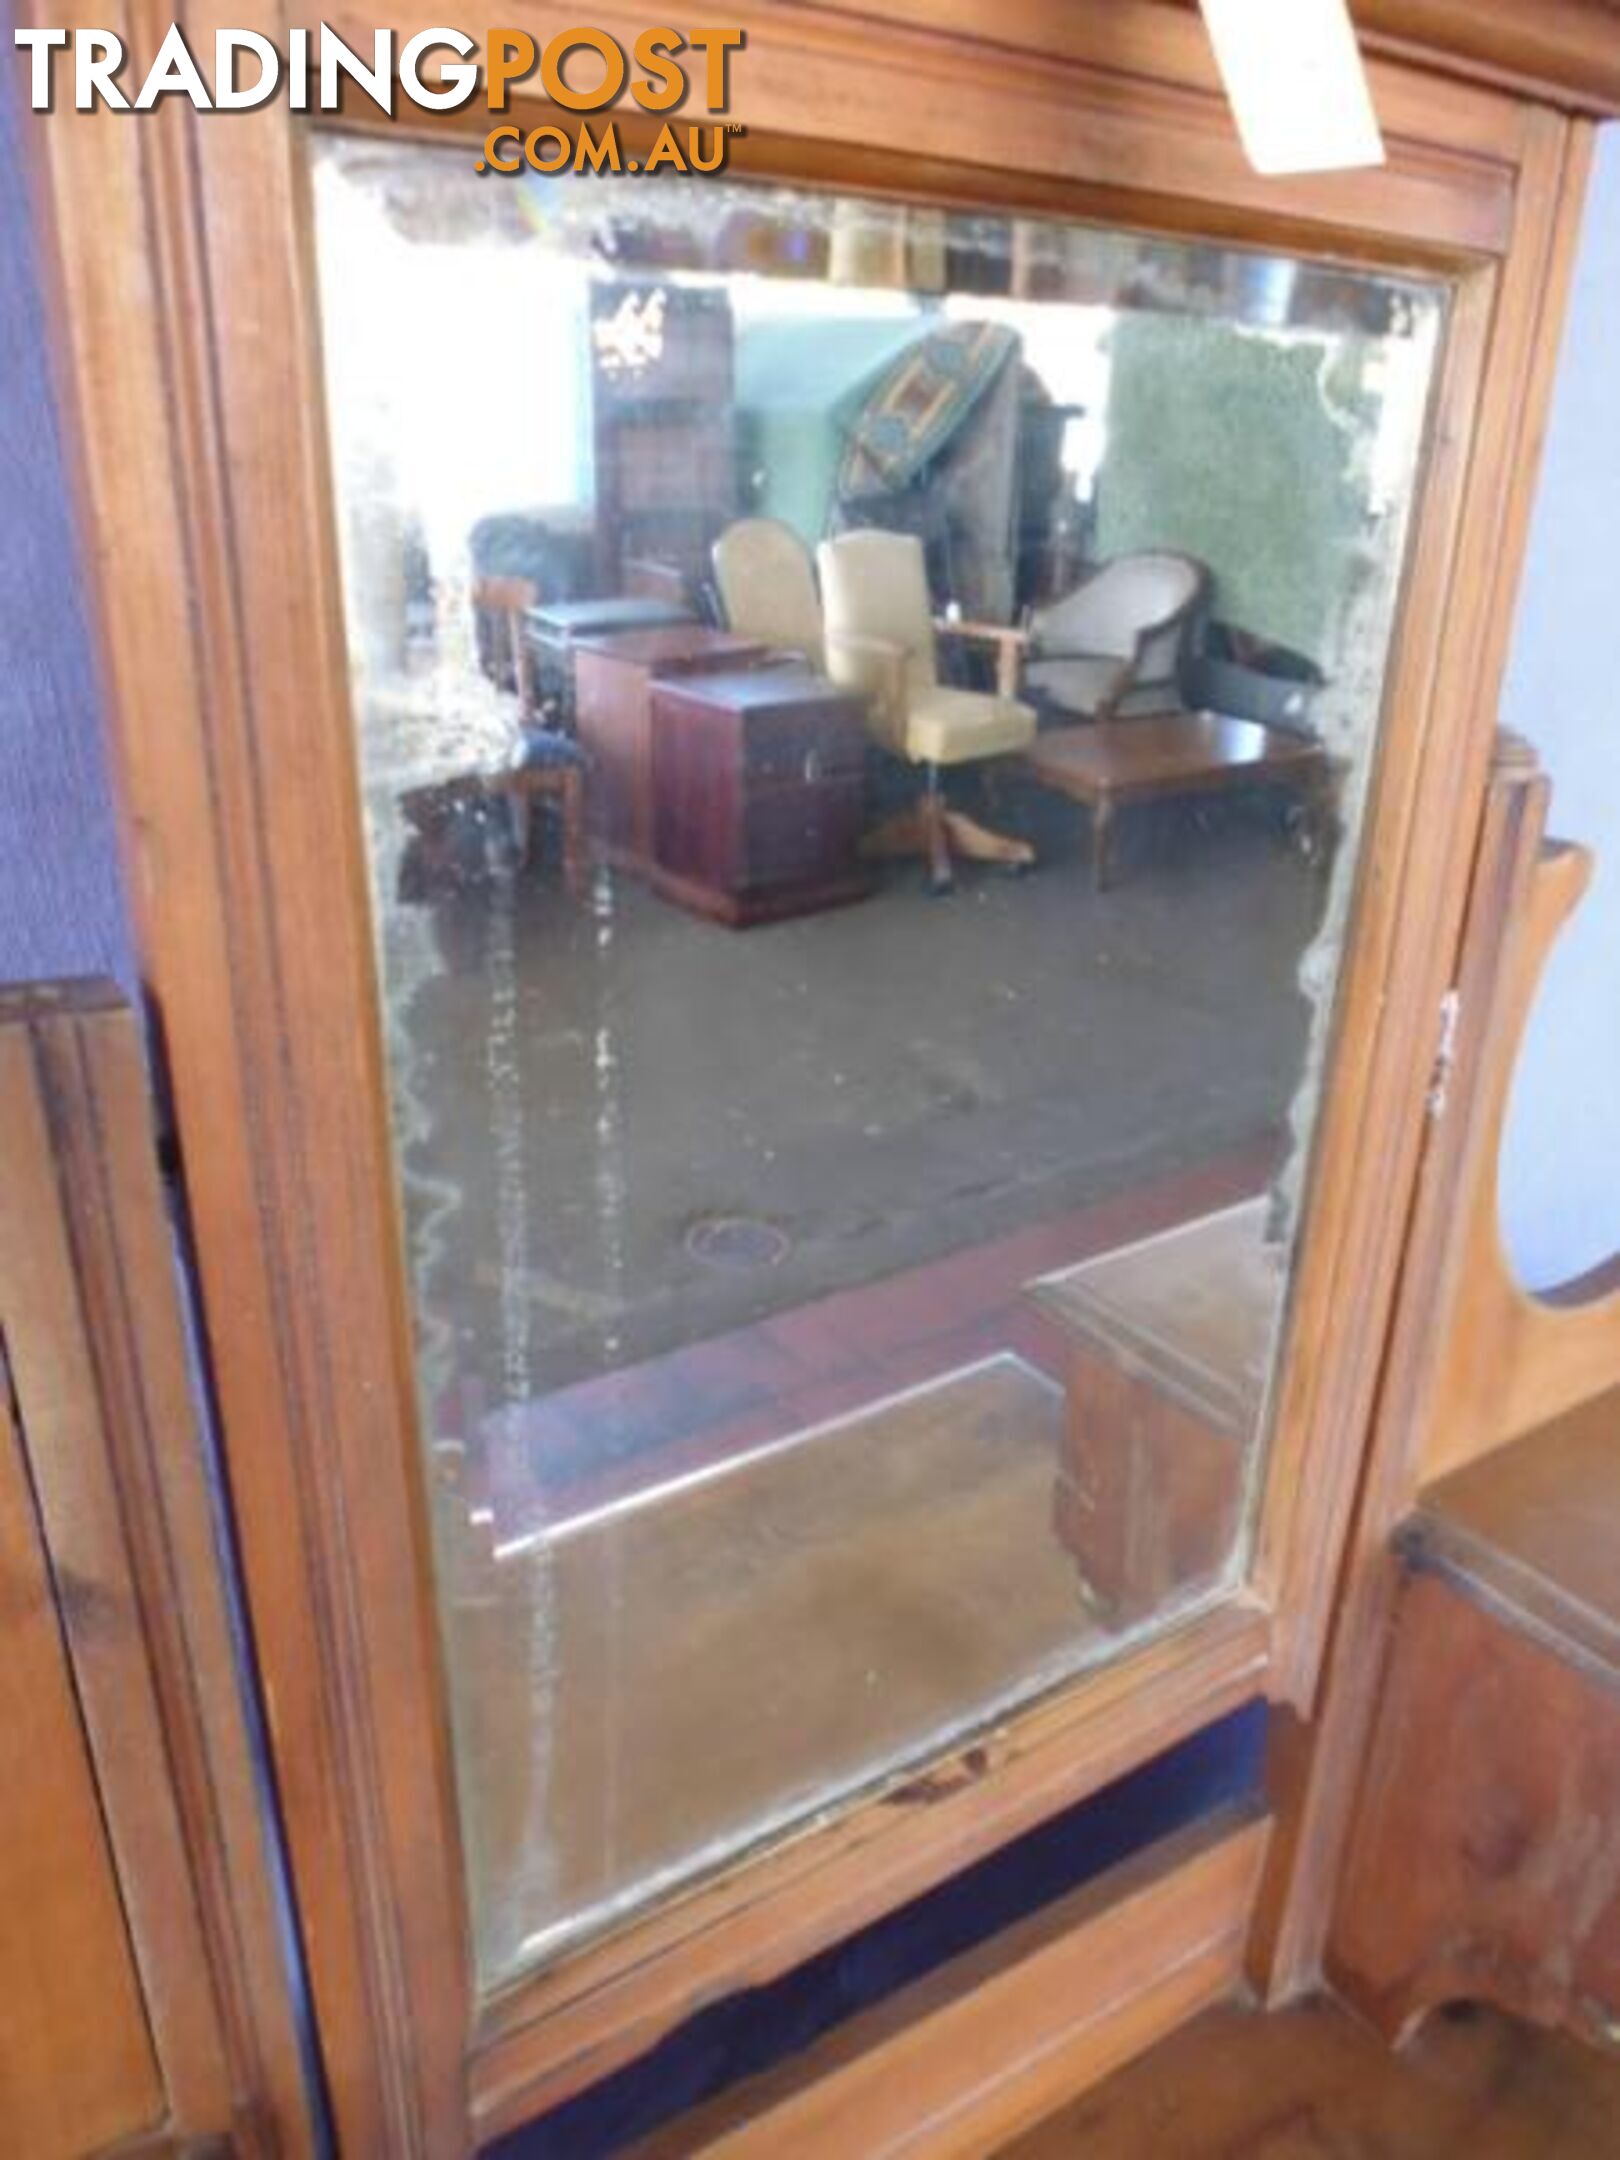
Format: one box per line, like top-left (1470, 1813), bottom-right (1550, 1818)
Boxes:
top-left (21, 3), bottom-right (1598, 2148)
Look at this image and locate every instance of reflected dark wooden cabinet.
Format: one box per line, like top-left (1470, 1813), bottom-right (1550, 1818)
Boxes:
top-left (650, 668), bottom-right (874, 923)
top-left (590, 279), bottom-right (738, 592)
top-left (572, 623), bottom-right (765, 859)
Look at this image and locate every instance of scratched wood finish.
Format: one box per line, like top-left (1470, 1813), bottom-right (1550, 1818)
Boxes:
top-left (636, 1809), bottom-right (1270, 2159)
top-left (1328, 1384), bottom-right (1620, 2043)
top-left (0, 983), bottom-right (310, 2155)
top-left (473, 1603), bottom-right (1271, 2141)
top-left (1330, 1566), bottom-right (1620, 2045)
top-left (19, 0), bottom-right (1612, 2144)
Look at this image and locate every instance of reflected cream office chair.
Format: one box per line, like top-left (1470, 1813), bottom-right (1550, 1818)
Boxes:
top-left (712, 518), bottom-right (826, 669)
top-left (1025, 551), bottom-right (1209, 721)
top-left (818, 529), bottom-right (1037, 892)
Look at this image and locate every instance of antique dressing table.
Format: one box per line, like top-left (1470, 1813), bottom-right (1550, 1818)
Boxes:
top-left (19, 5), bottom-right (1620, 2152)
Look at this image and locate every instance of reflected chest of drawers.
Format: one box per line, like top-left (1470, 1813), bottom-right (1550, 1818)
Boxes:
top-left (647, 669), bottom-right (874, 926)
top-left (572, 624), bottom-right (765, 867)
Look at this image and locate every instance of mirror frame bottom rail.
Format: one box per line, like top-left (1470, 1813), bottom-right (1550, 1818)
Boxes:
top-left (629, 1804), bottom-right (1273, 2157)
top-left (467, 1601), bottom-right (1271, 2138)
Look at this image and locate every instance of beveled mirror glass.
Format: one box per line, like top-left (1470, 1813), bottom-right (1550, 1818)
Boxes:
top-left (309, 136), bottom-right (1443, 1986)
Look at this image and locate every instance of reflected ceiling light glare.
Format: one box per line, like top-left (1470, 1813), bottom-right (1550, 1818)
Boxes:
top-left (1199, 0), bottom-right (1386, 176)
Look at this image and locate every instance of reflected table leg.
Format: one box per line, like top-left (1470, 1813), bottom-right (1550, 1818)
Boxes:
top-left (1091, 794), bottom-right (1117, 894)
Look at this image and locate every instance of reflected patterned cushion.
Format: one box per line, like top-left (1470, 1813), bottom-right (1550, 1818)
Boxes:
top-left (512, 729), bottom-right (588, 773)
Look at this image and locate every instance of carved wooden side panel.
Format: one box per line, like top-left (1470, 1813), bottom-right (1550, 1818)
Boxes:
top-left (0, 982), bottom-right (310, 2157)
top-left (1418, 743), bottom-right (1620, 1477)
top-left (0, 1364), bottom-right (164, 2156)
top-left (1321, 726), bottom-right (1620, 2045)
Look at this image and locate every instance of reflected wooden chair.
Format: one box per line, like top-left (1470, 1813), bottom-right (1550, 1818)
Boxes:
top-left (470, 573), bottom-right (589, 897)
top-left (472, 572), bottom-right (541, 715)
top-left (817, 529), bottom-right (1037, 893)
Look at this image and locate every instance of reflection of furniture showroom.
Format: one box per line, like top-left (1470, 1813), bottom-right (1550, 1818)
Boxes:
top-left (525, 592), bottom-right (695, 722)
top-left (714, 520), bottom-right (1328, 895)
top-left (936, 610), bottom-right (1031, 700)
top-left (470, 573), bottom-right (541, 712)
top-left (820, 528), bottom-right (1039, 891)
top-left (26, 4), bottom-right (1620, 2155)
top-left (589, 278), bottom-right (738, 596)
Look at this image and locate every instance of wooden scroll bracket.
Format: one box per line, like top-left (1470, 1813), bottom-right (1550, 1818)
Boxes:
top-left (1420, 733), bottom-right (1619, 1482)
top-left (1324, 737), bottom-right (1620, 2051)
top-left (1256, 733), bottom-right (1619, 2022)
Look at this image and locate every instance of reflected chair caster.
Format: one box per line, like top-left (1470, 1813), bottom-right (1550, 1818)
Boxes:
top-left (865, 769), bottom-right (1036, 896)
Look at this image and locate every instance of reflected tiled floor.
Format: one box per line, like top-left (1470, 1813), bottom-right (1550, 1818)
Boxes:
top-left (463, 1137), bottom-right (1277, 1538)
top-left (396, 788), bottom-right (1319, 1413)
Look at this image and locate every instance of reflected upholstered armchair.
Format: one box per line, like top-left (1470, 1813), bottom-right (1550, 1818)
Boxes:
top-left (712, 518), bottom-right (825, 670)
top-left (818, 529), bottom-right (1037, 892)
top-left (1024, 552), bottom-right (1209, 722)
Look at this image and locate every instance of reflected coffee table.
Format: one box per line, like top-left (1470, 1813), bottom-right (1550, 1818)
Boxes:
top-left (1020, 711), bottom-right (1334, 891)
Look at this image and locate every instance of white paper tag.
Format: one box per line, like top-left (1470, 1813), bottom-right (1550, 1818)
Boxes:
top-left (1200, 0), bottom-right (1386, 175)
